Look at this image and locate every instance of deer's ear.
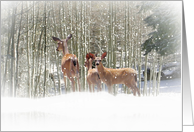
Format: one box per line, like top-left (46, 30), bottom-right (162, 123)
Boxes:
top-left (52, 36), bottom-right (61, 42)
top-left (89, 53), bottom-right (95, 60)
top-left (86, 53), bottom-right (90, 60)
top-left (101, 52), bottom-right (107, 59)
top-left (67, 34), bottom-right (72, 39)
top-left (66, 34), bottom-right (72, 41)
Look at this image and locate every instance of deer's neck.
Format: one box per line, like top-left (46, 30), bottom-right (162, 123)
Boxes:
top-left (88, 59), bottom-right (93, 70)
top-left (96, 62), bottom-right (107, 79)
top-left (62, 41), bottom-right (69, 56)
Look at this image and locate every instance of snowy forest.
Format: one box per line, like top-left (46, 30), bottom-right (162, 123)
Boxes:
top-left (1, 1), bottom-right (182, 98)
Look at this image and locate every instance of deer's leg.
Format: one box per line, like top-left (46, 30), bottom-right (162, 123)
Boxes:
top-left (134, 85), bottom-right (140, 97)
top-left (97, 82), bottom-right (102, 92)
top-left (68, 75), bottom-right (76, 92)
top-left (63, 73), bottom-right (67, 89)
top-left (77, 76), bottom-right (81, 92)
top-left (107, 85), bottom-right (113, 94)
top-left (125, 83), bottom-right (136, 96)
top-left (71, 78), bottom-right (76, 92)
top-left (130, 80), bottom-right (140, 97)
top-left (92, 84), bottom-right (95, 92)
top-left (68, 60), bottom-right (76, 92)
top-left (88, 83), bottom-right (92, 92)
top-left (75, 62), bottom-right (81, 92)
top-left (132, 86), bottom-right (140, 96)
top-left (96, 84), bottom-right (99, 92)
top-left (133, 88), bottom-right (137, 96)
top-left (108, 86), bottom-right (111, 94)
top-left (87, 77), bottom-right (91, 92)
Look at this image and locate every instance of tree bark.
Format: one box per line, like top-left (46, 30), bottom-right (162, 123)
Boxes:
top-left (43, 1), bottom-right (47, 97)
top-left (10, 3), bottom-right (17, 97)
top-left (15, 2), bottom-right (23, 97)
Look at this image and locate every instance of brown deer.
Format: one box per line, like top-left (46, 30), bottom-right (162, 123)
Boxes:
top-left (89, 52), bottom-right (140, 96)
top-left (84, 53), bottom-right (102, 92)
top-left (52, 34), bottom-right (81, 92)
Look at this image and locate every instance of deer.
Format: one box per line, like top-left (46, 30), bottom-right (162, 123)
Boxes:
top-left (89, 52), bottom-right (140, 96)
top-left (84, 53), bottom-right (102, 92)
top-left (52, 34), bottom-right (81, 92)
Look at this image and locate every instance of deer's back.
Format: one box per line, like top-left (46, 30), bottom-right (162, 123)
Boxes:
top-left (102, 67), bottom-right (137, 85)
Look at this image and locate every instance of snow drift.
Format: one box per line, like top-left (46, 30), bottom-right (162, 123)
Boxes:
top-left (1, 92), bottom-right (182, 131)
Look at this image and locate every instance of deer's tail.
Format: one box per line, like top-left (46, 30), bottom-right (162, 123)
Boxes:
top-left (72, 56), bottom-right (77, 67)
top-left (71, 56), bottom-right (79, 75)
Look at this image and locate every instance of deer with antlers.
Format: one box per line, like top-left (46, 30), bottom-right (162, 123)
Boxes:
top-left (89, 52), bottom-right (140, 96)
top-left (52, 34), bottom-right (81, 92)
top-left (84, 53), bottom-right (102, 92)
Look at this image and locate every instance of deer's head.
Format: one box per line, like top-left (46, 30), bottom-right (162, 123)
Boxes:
top-left (89, 52), bottom-right (107, 66)
top-left (52, 37), bottom-right (63, 51)
top-left (52, 34), bottom-right (72, 52)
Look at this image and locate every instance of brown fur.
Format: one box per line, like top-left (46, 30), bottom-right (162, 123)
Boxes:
top-left (89, 52), bottom-right (140, 96)
top-left (52, 35), bottom-right (81, 92)
top-left (84, 54), bottom-right (102, 92)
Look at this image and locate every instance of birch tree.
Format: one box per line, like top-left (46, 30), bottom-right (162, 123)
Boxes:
top-left (1, 1), bottom-right (181, 97)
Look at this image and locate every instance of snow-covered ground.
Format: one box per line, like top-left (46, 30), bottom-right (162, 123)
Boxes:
top-left (1, 78), bottom-right (182, 131)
